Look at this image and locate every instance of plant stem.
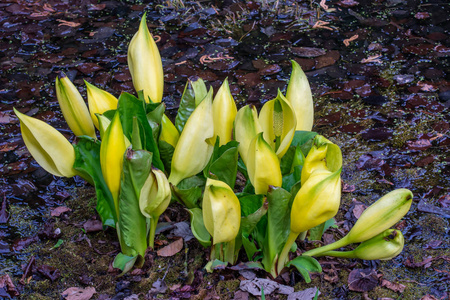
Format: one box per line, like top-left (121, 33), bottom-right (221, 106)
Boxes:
top-left (225, 239), bottom-right (236, 264)
top-left (276, 231), bottom-right (299, 275)
top-left (148, 215), bottom-right (158, 249)
top-left (302, 236), bottom-right (350, 257)
top-left (299, 231), bottom-right (307, 240)
top-left (316, 250), bottom-right (356, 258)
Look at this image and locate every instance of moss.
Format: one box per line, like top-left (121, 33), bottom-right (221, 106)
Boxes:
top-left (215, 279), bottom-right (240, 299)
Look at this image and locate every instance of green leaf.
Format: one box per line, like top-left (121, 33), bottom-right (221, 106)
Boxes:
top-left (207, 141), bottom-right (239, 189)
top-left (205, 259), bottom-right (228, 273)
top-left (113, 252), bottom-right (138, 275)
top-left (118, 149), bottom-right (152, 257)
top-left (287, 255), bottom-right (322, 283)
top-left (131, 117), bottom-right (143, 150)
top-left (188, 208), bottom-right (211, 247)
top-left (237, 193), bottom-right (264, 217)
top-left (73, 137), bottom-right (116, 227)
top-left (171, 176), bottom-right (206, 209)
top-left (50, 239), bottom-right (64, 250)
top-left (280, 146), bottom-right (296, 175)
top-left (261, 187), bottom-right (292, 273)
top-left (175, 81), bottom-right (196, 133)
top-left (291, 131), bottom-right (318, 156)
top-left (146, 102), bottom-right (165, 124)
top-left (117, 92), bottom-right (164, 171)
top-left (282, 165), bottom-right (302, 192)
top-left (309, 218), bottom-right (336, 241)
top-left (242, 235), bottom-right (259, 261)
top-left (158, 139), bottom-right (175, 172)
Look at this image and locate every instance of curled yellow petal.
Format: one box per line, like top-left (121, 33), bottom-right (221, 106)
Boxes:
top-left (128, 13), bottom-right (164, 103)
top-left (259, 90), bottom-right (297, 159)
top-left (212, 78), bottom-right (237, 145)
top-left (234, 105), bottom-right (262, 166)
top-left (100, 112), bottom-right (129, 215)
top-left (247, 133), bottom-right (282, 195)
top-left (285, 60), bottom-right (314, 131)
top-left (168, 89), bottom-right (214, 186)
top-left (202, 178), bottom-right (241, 244)
top-left (160, 115), bottom-right (179, 148)
top-left (14, 108), bottom-right (76, 178)
top-left (55, 74), bottom-right (95, 138)
top-left (85, 81), bottom-right (118, 129)
top-left (139, 168), bottom-right (171, 219)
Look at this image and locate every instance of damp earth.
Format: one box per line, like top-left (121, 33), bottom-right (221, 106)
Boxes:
top-left (0, 0), bottom-right (449, 299)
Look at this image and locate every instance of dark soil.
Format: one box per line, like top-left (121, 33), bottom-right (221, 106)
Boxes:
top-left (0, 0), bottom-right (449, 299)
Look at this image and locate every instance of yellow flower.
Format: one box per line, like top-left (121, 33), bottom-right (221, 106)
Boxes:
top-left (202, 178), bottom-right (241, 244)
top-left (100, 112), bottom-right (130, 215)
top-left (212, 78), bottom-right (237, 145)
top-left (246, 133), bottom-right (282, 194)
top-left (128, 13), bottom-right (164, 103)
top-left (168, 89), bottom-right (214, 186)
top-left (290, 169), bottom-right (341, 234)
top-left (139, 168), bottom-right (171, 219)
top-left (285, 60), bottom-right (314, 131)
top-left (349, 229), bottom-right (404, 260)
top-left (55, 73), bottom-right (95, 138)
top-left (14, 108), bottom-right (76, 178)
top-left (234, 105), bottom-right (262, 166)
top-left (85, 81), bottom-right (118, 129)
top-left (301, 135), bottom-right (342, 185)
top-left (259, 90), bottom-right (297, 159)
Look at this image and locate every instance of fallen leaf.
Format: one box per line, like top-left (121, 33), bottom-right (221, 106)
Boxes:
top-left (352, 204), bottom-right (366, 219)
top-left (0, 274), bottom-right (19, 297)
top-left (287, 287), bottom-right (320, 300)
top-left (51, 206), bottom-right (72, 217)
top-left (0, 196), bottom-right (9, 223)
top-left (240, 278), bottom-right (294, 296)
top-left (420, 295), bottom-right (439, 300)
top-left (404, 256), bottom-right (434, 268)
top-left (37, 265), bottom-right (60, 282)
top-left (168, 222), bottom-right (194, 242)
top-left (83, 219), bottom-right (103, 233)
top-left (149, 278), bottom-right (167, 294)
top-left (57, 19), bottom-right (81, 27)
top-left (157, 238), bottom-right (183, 257)
top-left (0, 111), bottom-right (14, 124)
top-left (61, 287), bottom-right (96, 300)
top-left (348, 269), bottom-right (379, 292)
top-left (381, 279), bottom-right (406, 293)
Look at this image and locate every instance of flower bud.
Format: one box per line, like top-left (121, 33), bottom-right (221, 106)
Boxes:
top-left (128, 13), bottom-right (164, 103)
top-left (301, 135), bottom-right (342, 185)
top-left (100, 112), bottom-right (130, 215)
top-left (202, 178), bottom-right (240, 244)
top-left (234, 105), bottom-right (262, 166)
top-left (290, 169), bottom-right (341, 234)
top-left (246, 133), bottom-right (282, 195)
top-left (212, 78), bottom-right (237, 146)
top-left (285, 60), bottom-right (314, 131)
top-left (168, 89), bottom-right (214, 186)
top-left (139, 168), bottom-right (171, 219)
top-left (259, 90), bottom-right (297, 159)
top-left (85, 81), bottom-right (118, 129)
top-left (351, 229), bottom-right (404, 260)
top-left (55, 73), bottom-right (96, 138)
top-left (14, 108), bottom-right (76, 178)
top-left (345, 189), bottom-right (413, 244)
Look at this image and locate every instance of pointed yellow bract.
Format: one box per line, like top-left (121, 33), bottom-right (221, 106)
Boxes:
top-left (345, 189), bottom-right (413, 243)
top-left (168, 89), bottom-right (214, 186)
top-left (100, 112), bottom-right (129, 215)
top-left (55, 74), bottom-right (96, 138)
top-left (234, 105), bottom-right (262, 166)
top-left (246, 133), bottom-right (282, 195)
top-left (259, 90), bottom-right (297, 159)
top-left (85, 81), bottom-right (118, 129)
top-left (14, 108), bottom-right (76, 178)
top-left (139, 168), bottom-right (171, 219)
top-left (290, 169), bottom-right (341, 234)
top-left (160, 115), bottom-right (179, 148)
top-left (128, 13), bottom-right (164, 103)
top-left (212, 78), bottom-right (237, 146)
top-left (202, 178), bottom-right (240, 244)
top-left (285, 60), bottom-right (314, 131)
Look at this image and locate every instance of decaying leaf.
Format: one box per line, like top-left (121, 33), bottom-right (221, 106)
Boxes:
top-left (0, 274), bottom-right (19, 297)
top-left (61, 287), bottom-right (96, 300)
top-left (287, 287), bottom-right (320, 300)
top-left (239, 278), bottom-right (294, 296)
top-left (348, 269), bottom-right (379, 292)
top-left (381, 278), bottom-right (406, 293)
top-left (157, 238), bottom-right (183, 257)
top-left (51, 206), bottom-right (72, 217)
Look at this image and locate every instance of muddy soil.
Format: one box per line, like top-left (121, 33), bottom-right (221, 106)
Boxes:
top-left (0, 0), bottom-right (449, 299)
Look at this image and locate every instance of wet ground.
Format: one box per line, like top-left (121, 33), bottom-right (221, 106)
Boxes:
top-left (0, 0), bottom-right (449, 299)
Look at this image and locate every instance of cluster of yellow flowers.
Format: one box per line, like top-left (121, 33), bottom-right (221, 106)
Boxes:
top-left (14, 13), bottom-right (413, 278)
